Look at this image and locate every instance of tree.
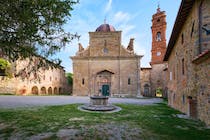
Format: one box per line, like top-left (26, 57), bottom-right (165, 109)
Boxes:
top-left (66, 73), bottom-right (73, 85)
top-left (0, 58), bottom-right (11, 77)
top-left (0, 0), bottom-right (79, 62)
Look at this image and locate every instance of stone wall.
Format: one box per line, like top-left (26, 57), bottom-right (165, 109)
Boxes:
top-left (196, 58), bottom-right (210, 125)
top-left (0, 78), bottom-right (16, 94)
top-left (140, 68), bottom-right (151, 96)
top-left (167, 0), bottom-right (210, 125)
top-left (72, 56), bottom-right (140, 97)
top-left (89, 32), bottom-right (121, 57)
top-left (0, 58), bottom-right (69, 95)
top-left (150, 63), bottom-right (167, 97)
top-left (119, 58), bottom-right (140, 96)
top-left (72, 59), bottom-right (89, 96)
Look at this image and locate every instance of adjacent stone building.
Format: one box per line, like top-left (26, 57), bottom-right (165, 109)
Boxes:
top-left (164, 0), bottom-right (210, 125)
top-left (71, 23), bottom-right (142, 97)
top-left (0, 57), bottom-right (69, 95)
top-left (140, 67), bottom-right (152, 96)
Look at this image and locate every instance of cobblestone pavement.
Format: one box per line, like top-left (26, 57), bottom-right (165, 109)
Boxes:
top-left (0, 96), bottom-right (162, 108)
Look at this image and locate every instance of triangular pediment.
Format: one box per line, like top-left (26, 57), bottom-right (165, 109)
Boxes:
top-left (96, 70), bottom-right (114, 75)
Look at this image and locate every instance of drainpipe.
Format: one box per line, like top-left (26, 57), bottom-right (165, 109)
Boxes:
top-left (137, 57), bottom-right (142, 97)
top-left (118, 33), bottom-right (121, 96)
top-left (198, 1), bottom-right (203, 54)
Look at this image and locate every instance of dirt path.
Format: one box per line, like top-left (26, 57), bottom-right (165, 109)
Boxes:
top-left (0, 96), bottom-right (162, 108)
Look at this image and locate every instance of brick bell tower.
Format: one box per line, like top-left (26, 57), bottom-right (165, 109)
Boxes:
top-left (150, 6), bottom-right (167, 65)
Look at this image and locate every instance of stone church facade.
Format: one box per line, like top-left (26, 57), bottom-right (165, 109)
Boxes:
top-left (164, 0), bottom-right (210, 125)
top-left (71, 24), bottom-right (142, 97)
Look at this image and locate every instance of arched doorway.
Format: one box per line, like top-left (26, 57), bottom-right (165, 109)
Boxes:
top-left (31, 86), bottom-right (38, 95)
top-left (59, 87), bottom-right (62, 94)
top-left (48, 87), bottom-right (52, 95)
top-left (0, 69), bottom-right (6, 76)
top-left (54, 87), bottom-right (58, 94)
top-left (40, 87), bottom-right (46, 94)
top-left (156, 88), bottom-right (163, 97)
top-left (144, 84), bottom-right (150, 96)
top-left (95, 70), bottom-right (114, 96)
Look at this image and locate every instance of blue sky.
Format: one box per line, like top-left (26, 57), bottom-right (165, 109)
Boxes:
top-left (56, 0), bottom-right (181, 73)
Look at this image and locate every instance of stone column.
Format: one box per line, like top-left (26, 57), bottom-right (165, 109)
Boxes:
top-left (136, 57), bottom-right (142, 97)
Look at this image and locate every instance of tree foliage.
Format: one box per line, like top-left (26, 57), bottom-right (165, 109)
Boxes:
top-left (66, 72), bottom-right (73, 85)
top-left (0, 0), bottom-right (79, 62)
top-left (0, 58), bottom-right (11, 77)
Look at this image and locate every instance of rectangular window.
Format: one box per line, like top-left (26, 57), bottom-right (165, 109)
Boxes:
top-left (1, 76), bottom-right (5, 80)
top-left (128, 78), bottom-right (131, 85)
top-left (170, 72), bottom-right (172, 80)
top-left (181, 33), bottom-right (184, 44)
top-left (182, 95), bottom-right (185, 104)
top-left (82, 78), bottom-right (85, 85)
top-left (182, 58), bottom-right (185, 75)
top-left (191, 21), bottom-right (194, 38)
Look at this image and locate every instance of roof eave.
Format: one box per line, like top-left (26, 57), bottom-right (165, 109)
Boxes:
top-left (164, 0), bottom-right (195, 61)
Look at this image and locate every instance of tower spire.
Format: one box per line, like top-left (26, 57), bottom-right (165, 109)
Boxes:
top-left (157, 1), bottom-right (161, 13)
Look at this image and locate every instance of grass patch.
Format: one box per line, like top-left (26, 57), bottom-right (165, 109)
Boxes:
top-left (0, 103), bottom-right (209, 139)
top-left (0, 94), bottom-right (71, 96)
top-left (0, 93), bottom-right (14, 95)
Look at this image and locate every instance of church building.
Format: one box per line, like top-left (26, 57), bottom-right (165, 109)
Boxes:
top-left (150, 6), bottom-right (168, 97)
top-left (140, 6), bottom-right (168, 97)
top-left (71, 23), bottom-right (142, 97)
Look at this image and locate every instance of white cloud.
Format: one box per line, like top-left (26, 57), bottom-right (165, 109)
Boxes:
top-left (134, 42), bottom-right (146, 56)
top-left (104, 0), bottom-right (112, 13)
top-left (112, 11), bottom-right (141, 56)
top-left (113, 11), bottom-right (131, 25)
top-left (121, 24), bottom-right (135, 36)
top-left (121, 32), bottom-right (145, 55)
top-left (112, 11), bottom-right (136, 37)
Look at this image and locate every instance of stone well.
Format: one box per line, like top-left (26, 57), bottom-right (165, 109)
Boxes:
top-left (80, 96), bottom-right (119, 112)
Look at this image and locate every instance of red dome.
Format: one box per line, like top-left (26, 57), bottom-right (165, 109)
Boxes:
top-left (96, 24), bottom-right (116, 32)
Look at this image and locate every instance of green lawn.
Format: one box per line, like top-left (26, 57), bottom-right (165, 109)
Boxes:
top-left (0, 103), bottom-right (209, 140)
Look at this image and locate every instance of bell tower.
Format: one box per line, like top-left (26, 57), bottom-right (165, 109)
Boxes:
top-left (150, 6), bottom-right (167, 65)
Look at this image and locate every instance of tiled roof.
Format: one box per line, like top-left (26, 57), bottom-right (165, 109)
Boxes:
top-left (96, 24), bottom-right (116, 32)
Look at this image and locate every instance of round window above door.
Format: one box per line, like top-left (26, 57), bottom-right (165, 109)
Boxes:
top-left (103, 47), bottom-right (109, 54)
